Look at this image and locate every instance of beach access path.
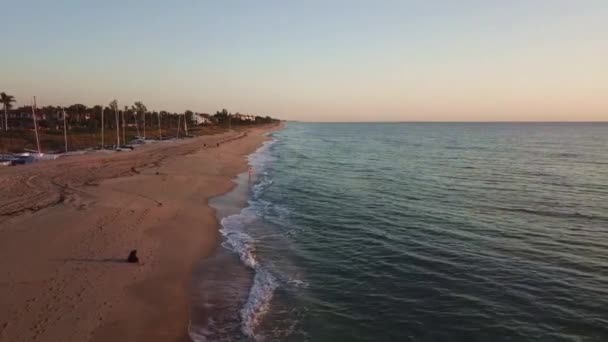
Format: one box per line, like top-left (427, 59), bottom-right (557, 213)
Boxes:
top-left (0, 124), bottom-right (280, 342)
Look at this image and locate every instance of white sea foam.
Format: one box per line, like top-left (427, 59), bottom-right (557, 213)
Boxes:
top-left (240, 268), bottom-right (278, 339)
top-left (220, 208), bottom-right (280, 340)
top-left (248, 138), bottom-right (277, 171)
top-left (215, 135), bottom-right (281, 340)
top-left (220, 210), bottom-right (259, 268)
top-left (252, 178), bottom-right (273, 198)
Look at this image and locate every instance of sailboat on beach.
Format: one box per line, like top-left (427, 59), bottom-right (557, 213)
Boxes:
top-left (23, 96), bottom-right (61, 161)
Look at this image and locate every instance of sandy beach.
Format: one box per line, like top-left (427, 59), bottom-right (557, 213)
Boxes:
top-left (0, 124), bottom-right (280, 342)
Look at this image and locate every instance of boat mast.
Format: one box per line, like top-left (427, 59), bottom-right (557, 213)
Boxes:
top-left (32, 96), bottom-right (41, 155)
top-left (184, 113), bottom-right (189, 136)
top-left (133, 108), bottom-right (140, 138)
top-left (121, 109), bottom-right (126, 144)
top-left (101, 107), bottom-right (104, 149)
top-left (114, 103), bottom-right (120, 147)
top-left (143, 109), bottom-right (146, 140)
top-left (157, 112), bottom-right (162, 140)
top-left (62, 107), bottom-right (68, 152)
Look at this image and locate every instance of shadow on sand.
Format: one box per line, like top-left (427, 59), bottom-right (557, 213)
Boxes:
top-left (52, 257), bottom-right (128, 264)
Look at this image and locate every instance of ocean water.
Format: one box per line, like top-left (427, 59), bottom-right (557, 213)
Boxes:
top-left (190, 122), bottom-right (608, 342)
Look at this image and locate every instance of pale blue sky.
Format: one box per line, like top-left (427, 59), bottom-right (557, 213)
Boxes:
top-left (2, 1), bottom-right (607, 121)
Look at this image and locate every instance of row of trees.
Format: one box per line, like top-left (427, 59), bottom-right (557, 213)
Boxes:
top-left (2, 100), bottom-right (193, 134)
top-left (213, 108), bottom-right (278, 126)
top-left (1, 93), bottom-right (279, 136)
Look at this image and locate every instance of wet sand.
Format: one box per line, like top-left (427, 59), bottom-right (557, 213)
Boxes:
top-left (189, 172), bottom-right (257, 341)
top-left (0, 124), bottom-right (280, 342)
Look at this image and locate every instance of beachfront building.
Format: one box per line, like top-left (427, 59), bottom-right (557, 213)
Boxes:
top-left (232, 113), bottom-right (254, 122)
top-left (10, 110), bottom-right (46, 121)
top-left (193, 113), bottom-right (213, 125)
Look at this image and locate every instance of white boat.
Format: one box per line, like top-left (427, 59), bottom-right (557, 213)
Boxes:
top-left (62, 151), bottom-right (87, 157)
top-left (19, 151), bottom-right (62, 161)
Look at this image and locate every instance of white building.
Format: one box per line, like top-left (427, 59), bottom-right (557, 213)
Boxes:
top-left (193, 113), bottom-right (213, 125)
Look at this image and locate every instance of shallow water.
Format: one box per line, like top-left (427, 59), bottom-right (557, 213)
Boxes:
top-left (191, 123), bottom-right (608, 341)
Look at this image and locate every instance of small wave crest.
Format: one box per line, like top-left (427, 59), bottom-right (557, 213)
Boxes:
top-left (220, 209), bottom-right (279, 340)
top-left (221, 211), bottom-right (259, 268)
top-left (241, 268), bottom-right (279, 339)
top-left (252, 178), bottom-right (273, 199)
top-left (248, 138), bottom-right (277, 171)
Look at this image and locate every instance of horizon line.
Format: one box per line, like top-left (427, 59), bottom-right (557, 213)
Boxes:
top-left (288, 120), bottom-right (608, 124)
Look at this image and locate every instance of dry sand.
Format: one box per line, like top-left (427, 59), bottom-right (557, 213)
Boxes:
top-left (0, 124), bottom-right (281, 342)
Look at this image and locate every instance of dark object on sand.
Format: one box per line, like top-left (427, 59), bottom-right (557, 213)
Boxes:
top-left (127, 250), bottom-right (139, 263)
top-left (204, 143), bottom-right (206, 147)
top-left (217, 143), bottom-right (220, 147)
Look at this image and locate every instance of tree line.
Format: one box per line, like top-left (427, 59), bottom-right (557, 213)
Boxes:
top-left (0, 93), bottom-right (279, 133)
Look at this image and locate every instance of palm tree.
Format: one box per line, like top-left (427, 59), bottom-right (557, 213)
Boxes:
top-left (1, 92), bottom-right (16, 131)
top-left (133, 101), bottom-right (147, 139)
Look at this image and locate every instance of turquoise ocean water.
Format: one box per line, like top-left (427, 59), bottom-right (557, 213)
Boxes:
top-left (190, 122), bottom-right (608, 341)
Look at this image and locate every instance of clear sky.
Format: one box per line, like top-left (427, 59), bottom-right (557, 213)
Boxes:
top-left (1, 1), bottom-right (606, 121)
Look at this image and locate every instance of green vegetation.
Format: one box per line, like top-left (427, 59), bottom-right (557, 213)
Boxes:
top-left (213, 108), bottom-right (278, 126)
top-left (0, 93), bottom-right (280, 153)
top-left (1, 92), bottom-right (16, 131)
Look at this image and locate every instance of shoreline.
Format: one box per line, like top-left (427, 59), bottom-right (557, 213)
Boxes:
top-left (0, 123), bottom-right (282, 341)
top-left (188, 137), bottom-right (278, 341)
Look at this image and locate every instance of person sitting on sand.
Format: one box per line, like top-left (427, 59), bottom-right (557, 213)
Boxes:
top-left (127, 250), bottom-right (139, 263)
